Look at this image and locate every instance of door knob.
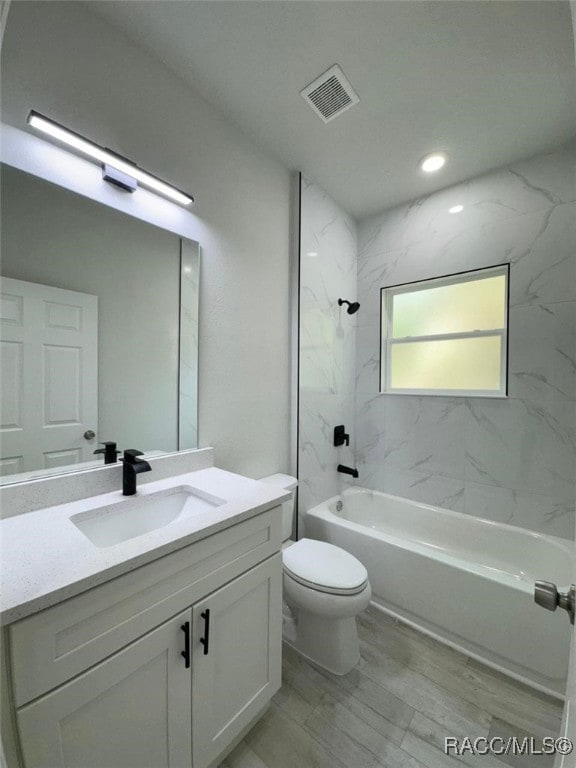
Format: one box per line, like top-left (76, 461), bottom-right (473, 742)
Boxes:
top-left (83, 430), bottom-right (96, 440)
top-left (534, 581), bottom-right (575, 625)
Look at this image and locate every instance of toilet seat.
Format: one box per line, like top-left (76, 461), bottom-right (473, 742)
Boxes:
top-left (282, 538), bottom-right (368, 596)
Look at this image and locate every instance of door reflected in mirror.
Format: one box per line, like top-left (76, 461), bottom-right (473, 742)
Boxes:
top-left (0, 165), bottom-right (199, 485)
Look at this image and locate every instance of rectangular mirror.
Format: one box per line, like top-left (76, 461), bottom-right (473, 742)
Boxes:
top-left (0, 164), bottom-right (199, 485)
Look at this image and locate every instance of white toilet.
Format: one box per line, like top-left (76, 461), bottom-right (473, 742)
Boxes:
top-left (261, 474), bottom-right (371, 675)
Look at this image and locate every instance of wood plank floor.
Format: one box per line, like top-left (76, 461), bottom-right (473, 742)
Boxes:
top-left (220, 608), bottom-right (564, 768)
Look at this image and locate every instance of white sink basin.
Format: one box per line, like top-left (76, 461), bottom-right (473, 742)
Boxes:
top-left (70, 486), bottom-right (225, 548)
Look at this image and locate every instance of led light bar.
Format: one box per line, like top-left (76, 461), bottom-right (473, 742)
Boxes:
top-left (27, 111), bottom-right (194, 206)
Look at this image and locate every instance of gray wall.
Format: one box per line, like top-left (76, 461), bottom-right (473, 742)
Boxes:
top-left (355, 145), bottom-right (576, 539)
top-left (298, 176), bottom-right (358, 519)
top-left (1, 1), bottom-right (291, 479)
top-left (1, 166), bottom-right (183, 453)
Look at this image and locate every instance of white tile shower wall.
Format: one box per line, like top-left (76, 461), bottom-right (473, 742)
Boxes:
top-left (355, 144), bottom-right (576, 539)
top-left (298, 176), bottom-right (358, 520)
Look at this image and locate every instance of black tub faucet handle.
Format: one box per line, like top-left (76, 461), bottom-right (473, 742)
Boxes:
top-left (337, 464), bottom-right (359, 479)
top-left (334, 425), bottom-right (350, 447)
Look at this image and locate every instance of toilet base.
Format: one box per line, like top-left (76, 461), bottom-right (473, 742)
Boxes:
top-left (283, 610), bottom-right (361, 676)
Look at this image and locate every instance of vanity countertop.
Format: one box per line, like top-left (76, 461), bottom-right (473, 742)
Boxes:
top-left (0, 467), bottom-right (289, 625)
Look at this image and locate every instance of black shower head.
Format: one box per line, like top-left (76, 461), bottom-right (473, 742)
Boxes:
top-left (338, 298), bottom-right (361, 315)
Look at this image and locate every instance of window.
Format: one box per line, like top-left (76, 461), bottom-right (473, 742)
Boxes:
top-left (380, 265), bottom-right (509, 397)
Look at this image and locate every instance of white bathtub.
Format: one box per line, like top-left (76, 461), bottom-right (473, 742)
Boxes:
top-left (305, 487), bottom-right (574, 698)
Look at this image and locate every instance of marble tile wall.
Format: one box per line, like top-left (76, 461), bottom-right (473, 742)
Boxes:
top-left (355, 144), bottom-right (576, 539)
top-left (298, 176), bottom-right (358, 521)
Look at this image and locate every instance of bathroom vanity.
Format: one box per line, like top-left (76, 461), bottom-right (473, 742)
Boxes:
top-left (1, 464), bottom-right (287, 768)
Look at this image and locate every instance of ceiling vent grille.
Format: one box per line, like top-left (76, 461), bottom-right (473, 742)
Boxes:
top-left (301, 65), bottom-right (360, 123)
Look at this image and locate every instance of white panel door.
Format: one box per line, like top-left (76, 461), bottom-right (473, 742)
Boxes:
top-left (17, 610), bottom-right (192, 768)
top-left (192, 555), bottom-right (282, 768)
top-left (0, 277), bottom-right (97, 474)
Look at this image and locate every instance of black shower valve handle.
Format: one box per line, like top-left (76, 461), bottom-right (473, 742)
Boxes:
top-left (334, 425), bottom-right (350, 447)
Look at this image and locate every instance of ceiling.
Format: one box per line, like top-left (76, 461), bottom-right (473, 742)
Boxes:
top-left (90, 1), bottom-right (576, 219)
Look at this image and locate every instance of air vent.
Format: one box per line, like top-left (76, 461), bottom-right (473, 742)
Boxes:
top-left (301, 65), bottom-right (360, 123)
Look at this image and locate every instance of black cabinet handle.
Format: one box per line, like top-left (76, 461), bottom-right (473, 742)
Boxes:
top-left (181, 622), bottom-right (190, 668)
top-left (200, 609), bottom-right (210, 656)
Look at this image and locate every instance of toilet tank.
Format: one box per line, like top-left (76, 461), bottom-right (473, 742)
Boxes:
top-left (259, 474), bottom-right (298, 541)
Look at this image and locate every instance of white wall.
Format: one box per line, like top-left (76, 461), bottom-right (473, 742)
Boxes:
top-left (298, 176), bottom-right (358, 520)
top-left (355, 145), bottom-right (576, 539)
top-left (1, 1), bottom-right (291, 478)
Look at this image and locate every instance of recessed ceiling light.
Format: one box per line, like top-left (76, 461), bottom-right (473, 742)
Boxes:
top-left (420, 152), bottom-right (447, 173)
top-left (449, 205), bottom-right (464, 214)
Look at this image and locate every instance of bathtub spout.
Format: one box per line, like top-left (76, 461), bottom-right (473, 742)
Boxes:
top-left (337, 464), bottom-right (359, 479)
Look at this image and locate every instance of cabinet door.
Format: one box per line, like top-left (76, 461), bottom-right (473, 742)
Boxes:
top-left (17, 610), bottom-right (192, 768)
top-left (192, 555), bottom-right (282, 768)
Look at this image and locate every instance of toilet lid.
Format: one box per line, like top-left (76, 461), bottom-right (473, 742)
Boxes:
top-left (283, 539), bottom-right (368, 595)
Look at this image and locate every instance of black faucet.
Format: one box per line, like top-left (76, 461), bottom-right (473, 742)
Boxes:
top-left (337, 464), bottom-right (359, 479)
top-left (94, 441), bottom-right (121, 464)
top-left (122, 449), bottom-right (152, 495)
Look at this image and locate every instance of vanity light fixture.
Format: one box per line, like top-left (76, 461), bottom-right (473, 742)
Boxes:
top-left (449, 205), bottom-right (464, 214)
top-left (27, 111), bottom-right (194, 206)
top-left (420, 152), bottom-right (447, 173)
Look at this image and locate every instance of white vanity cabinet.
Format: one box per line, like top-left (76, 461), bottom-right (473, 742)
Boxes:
top-left (191, 559), bottom-right (280, 768)
top-left (5, 507), bottom-right (282, 768)
top-left (17, 609), bottom-right (193, 768)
